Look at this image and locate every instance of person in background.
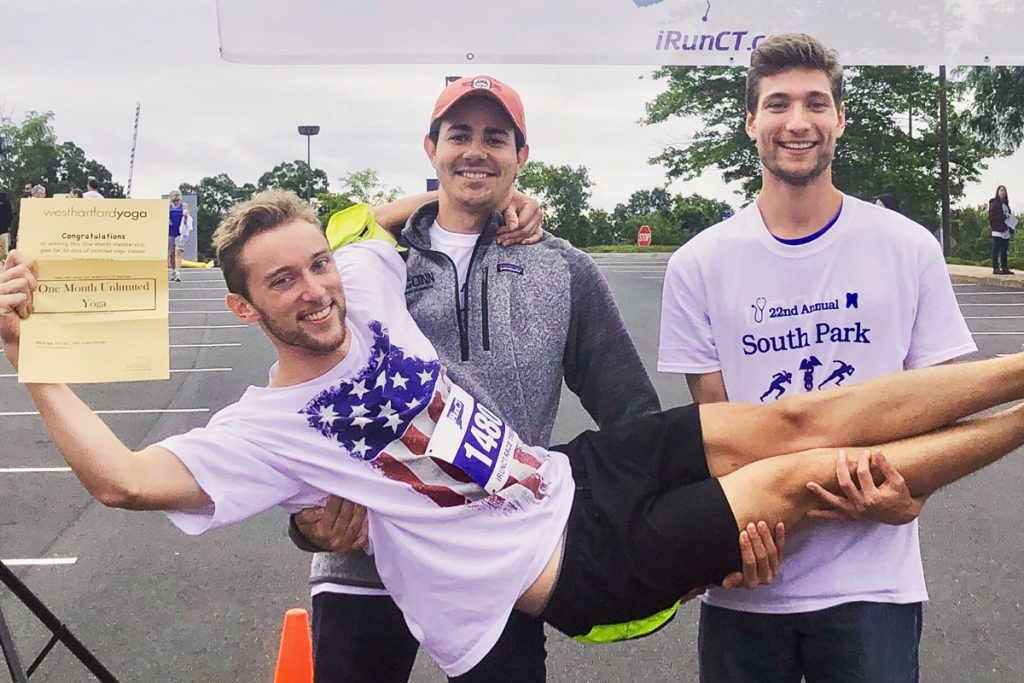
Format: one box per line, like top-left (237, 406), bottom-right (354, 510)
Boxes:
top-left (82, 178), bottom-right (104, 199)
top-left (68, 188), bottom-right (83, 198)
top-left (0, 190), bottom-right (12, 264)
top-left (989, 185), bottom-right (1014, 275)
top-left (168, 190), bottom-right (192, 282)
top-left (875, 193), bottom-right (902, 213)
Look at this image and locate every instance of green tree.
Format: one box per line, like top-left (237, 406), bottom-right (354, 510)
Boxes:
top-left (314, 192), bottom-right (356, 226)
top-left (54, 141), bottom-right (124, 197)
top-left (961, 66), bottom-right (1024, 152)
top-left (178, 174), bottom-right (257, 259)
top-left (586, 208), bottom-right (620, 245)
top-left (644, 66), bottom-right (994, 230)
top-left (950, 204), bottom-right (991, 262)
top-left (257, 160), bottom-right (329, 198)
top-left (611, 189), bottom-right (732, 246)
top-left (0, 110), bottom-right (124, 230)
top-left (516, 161), bottom-right (594, 246)
top-left (338, 169), bottom-right (402, 206)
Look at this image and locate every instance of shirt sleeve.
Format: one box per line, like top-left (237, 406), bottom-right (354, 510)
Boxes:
top-left (561, 247), bottom-right (661, 427)
top-left (904, 239), bottom-right (978, 369)
top-left (334, 239), bottom-right (408, 303)
top-left (158, 425), bottom-right (307, 535)
top-left (657, 246), bottom-right (722, 375)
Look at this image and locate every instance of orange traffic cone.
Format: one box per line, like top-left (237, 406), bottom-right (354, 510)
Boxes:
top-left (272, 608), bottom-right (314, 683)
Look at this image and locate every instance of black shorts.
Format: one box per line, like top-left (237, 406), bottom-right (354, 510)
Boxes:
top-left (540, 404), bottom-right (741, 637)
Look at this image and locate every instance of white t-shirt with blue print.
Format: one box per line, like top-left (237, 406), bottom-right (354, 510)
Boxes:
top-left (658, 195), bottom-right (976, 614)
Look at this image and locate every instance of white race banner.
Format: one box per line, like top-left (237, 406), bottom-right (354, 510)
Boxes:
top-left (216, 0), bottom-right (1024, 66)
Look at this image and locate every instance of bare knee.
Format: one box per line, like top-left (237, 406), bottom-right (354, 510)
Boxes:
top-left (768, 392), bottom-right (838, 452)
top-left (719, 446), bottom-right (840, 530)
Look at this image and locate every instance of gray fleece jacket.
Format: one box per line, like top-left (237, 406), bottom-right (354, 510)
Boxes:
top-left (299, 201), bottom-right (661, 589)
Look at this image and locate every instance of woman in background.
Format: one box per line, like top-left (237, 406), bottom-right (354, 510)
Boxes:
top-left (989, 185), bottom-right (1014, 275)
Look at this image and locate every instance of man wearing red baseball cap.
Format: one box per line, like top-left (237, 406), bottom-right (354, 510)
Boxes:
top-left (290, 75), bottom-right (676, 682)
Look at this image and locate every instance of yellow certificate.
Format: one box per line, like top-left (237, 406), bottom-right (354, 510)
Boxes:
top-left (17, 199), bottom-right (170, 383)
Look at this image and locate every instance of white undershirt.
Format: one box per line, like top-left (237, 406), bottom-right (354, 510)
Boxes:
top-left (429, 220), bottom-right (481, 310)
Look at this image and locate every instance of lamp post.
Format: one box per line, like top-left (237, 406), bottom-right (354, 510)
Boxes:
top-left (297, 125), bottom-right (320, 201)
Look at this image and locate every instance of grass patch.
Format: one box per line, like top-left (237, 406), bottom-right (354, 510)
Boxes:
top-left (584, 244), bottom-right (680, 253)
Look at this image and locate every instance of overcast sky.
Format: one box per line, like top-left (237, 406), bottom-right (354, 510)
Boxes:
top-left (3, 1), bottom-right (1021, 213)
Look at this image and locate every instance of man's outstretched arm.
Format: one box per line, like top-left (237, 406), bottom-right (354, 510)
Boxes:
top-left (25, 383), bottom-right (211, 511)
top-left (371, 190), bottom-right (544, 246)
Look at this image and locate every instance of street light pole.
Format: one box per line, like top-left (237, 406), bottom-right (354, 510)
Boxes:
top-left (297, 125), bottom-right (320, 201)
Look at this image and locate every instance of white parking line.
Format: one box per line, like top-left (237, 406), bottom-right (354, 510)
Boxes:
top-left (170, 324), bottom-right (247, 330)
top-left (2, 558), bottom-right (78, 567)
top-left (0, 467), bottom-right (72, 473)
top-left (171, 310), bottom-right (234, 315)
top-left (0, 408), bottom-right (209, 416)
top-left (958, 303), bottom-right (1024, 307)
top-left (970, 332), bottom-right (1024, 336)
top-left (1, 368), bottom-right (228, 378)
top-left (964, 316), bottom-right (1024, 319)
top-left (170, 343), bottom-right (242, 348)
top-left (642, 276), bottom-right (664, 280)
top-left (171, 288), bottom-right (227, 291)
top-left (170, 298), bottom-right (226, 302)
top-left (170, 368), bottom-right (233, 373)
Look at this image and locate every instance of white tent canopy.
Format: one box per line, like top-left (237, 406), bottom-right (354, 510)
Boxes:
top-left (216, 0), bottom-right (1024, 66)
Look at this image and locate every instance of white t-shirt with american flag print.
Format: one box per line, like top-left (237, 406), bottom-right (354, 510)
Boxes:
top-left (159, 240), bottom-right (574, 677)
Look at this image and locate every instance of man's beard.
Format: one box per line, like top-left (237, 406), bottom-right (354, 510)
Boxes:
top-left (258, 299), bottom-right (347, 355)
top-left (761, 141), bottom-right (834, 187)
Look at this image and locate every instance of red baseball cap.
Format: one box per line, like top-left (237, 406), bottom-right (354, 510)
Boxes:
top-left (430, 76), bottom-right (527, 142)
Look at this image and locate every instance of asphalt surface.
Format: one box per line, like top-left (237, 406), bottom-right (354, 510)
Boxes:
top-left (2, 255), bottom-right (1023, 682)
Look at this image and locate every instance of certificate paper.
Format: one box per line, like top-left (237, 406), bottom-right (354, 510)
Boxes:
top-left (17, 199), bottom-right (170, 383)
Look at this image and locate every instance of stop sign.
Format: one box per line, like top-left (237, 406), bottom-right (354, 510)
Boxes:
top-left (637, 225), bottom-right (652, 247)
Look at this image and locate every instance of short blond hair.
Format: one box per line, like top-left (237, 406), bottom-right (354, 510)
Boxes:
top-left (213, 189), bottom-right (321, 297)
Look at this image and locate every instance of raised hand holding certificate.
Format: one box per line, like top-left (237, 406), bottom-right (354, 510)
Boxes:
top-left (17, 199), bottom-right (170, 383)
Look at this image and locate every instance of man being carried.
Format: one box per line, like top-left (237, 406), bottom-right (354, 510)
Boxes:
top-left (3, 193), bottom-right (1024, 678)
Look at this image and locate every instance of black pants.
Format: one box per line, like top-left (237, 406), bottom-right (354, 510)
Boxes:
top-left (993, 236), bottom-right (1010, 271)
top-left (311, 592), bottom-right (547, 682)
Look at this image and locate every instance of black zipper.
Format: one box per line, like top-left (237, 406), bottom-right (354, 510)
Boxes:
top-left (481, 266), bottom-right (490, 351)
top-left (408, 243), bottom-right (467, 360)
top-left (461, 237), bottom-right (486, 361)
top-left (408, 237), bottom-right (486, 362)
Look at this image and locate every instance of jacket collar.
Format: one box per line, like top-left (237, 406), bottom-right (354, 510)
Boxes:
top-left (401, 200), bottom-right (504, 251)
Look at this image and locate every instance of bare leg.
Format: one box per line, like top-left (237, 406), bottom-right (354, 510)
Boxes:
top-left (701, 354), bottom-right (1024, 476)
top-left (174, 248), bottom-right (183, 271)
top-left (718, 402), bottom-right (1024, 534)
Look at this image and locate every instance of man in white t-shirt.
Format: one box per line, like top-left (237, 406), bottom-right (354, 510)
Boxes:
top-left (8, 189), bottom-right (1024, 680)
top-left (82, 178), bottom-right (104, 199)
top-left (658, 33), bottom-right (976, 682)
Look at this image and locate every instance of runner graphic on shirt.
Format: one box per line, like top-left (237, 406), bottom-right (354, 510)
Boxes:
top-left (818, 360), bottom-right (856, 389)
top-left (759, 371), bottom-right (793, 402)
top-left (300, 321), bottom-right (548, 509)
top-left (799, 356), bottom-right (822, 391)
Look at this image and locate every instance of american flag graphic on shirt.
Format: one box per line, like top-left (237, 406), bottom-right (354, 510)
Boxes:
top-left (300, 321), bottom-right (549, 508)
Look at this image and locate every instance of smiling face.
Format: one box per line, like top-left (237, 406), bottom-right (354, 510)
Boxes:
top-left (424, 96), bottom-right (529, 216)
top-left (746, 68), bottom-right (846, 188)
top-left (228, 219), bottom-right (348, 359)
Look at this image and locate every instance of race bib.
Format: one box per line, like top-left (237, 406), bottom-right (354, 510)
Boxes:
top-left (427, 383), bottom-right (520, 494)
